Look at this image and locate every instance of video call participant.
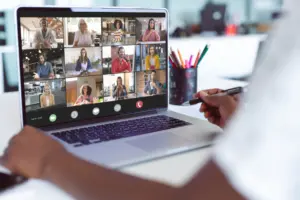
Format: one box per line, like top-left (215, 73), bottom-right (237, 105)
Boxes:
top-left (144, 70), bottom-right (163, 95)
top-left (74, 84), bottom-right (98, 106)
top-left (145, 46), bottom-right (160, 70)
top-left (113, 77), bottom-right (128, 100)
top-left (33, 18), bottom-right (56, 49)
top-left (112, 19), bottom-right (124, 43)
top-left (40, 83), bottom-right (55, 108)
top-left (73, 19), bottom-right (93, 47)
top-left (142, 18), bottom-right (160, 42)
top-left (33, 54), bottom-right (54, 80)
top-left (111, 46), bottom-right (132, 74)
top-left (75, 48), bottom-right (92, 72)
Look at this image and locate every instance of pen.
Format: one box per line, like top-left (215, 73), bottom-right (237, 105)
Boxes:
top-left (170, 47), bottom-right (180, 68)
top-left (193, 49), bottom-right (201, 68)
top-left (197, 44), bottom-right (209, 67)
top-left (177, 49), bottom-right (185, 68)
top-left (182, 87), bottom-right (245, 106)
top-left (188, 55), bottom-right (193, 68)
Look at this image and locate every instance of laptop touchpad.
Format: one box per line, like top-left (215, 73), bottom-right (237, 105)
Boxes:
top-left (126, 132), bottom-right (191, 153)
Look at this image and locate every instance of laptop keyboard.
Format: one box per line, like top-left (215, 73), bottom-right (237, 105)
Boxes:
top-left (51, 115), bottom-right (191, 147)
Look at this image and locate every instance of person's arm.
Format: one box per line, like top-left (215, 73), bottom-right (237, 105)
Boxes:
top-left (73, 32), bottom-right (79, 47)
top-left (74, 96), bottom-right (82, 106)
top-left (0, 126), bottom-right (245, 200)
top-left (52, 94), bottom-right (55, 105)
top-left (142, 30), bottom-right (152, 42)
top-left (145, 56), bottom-right (150, 70)
top-left (125, 59), bottom-right (132, 72)
top-left (155, 55), bottom-right (160, 69)
top-left (144, 82), bottom-right (149, 95)
top-left (48, 63), bottom-right (54, 78)
top-left (123, 85), bottom-right (128, 98)
top-left (111, 59), bottom-right (117, 74)
top-left (87, 59), bottom-right (92, 70)
top-left (154, 82), bottom-right (162, 94)
top-left (155, 31), bottom-right (160, 41)
top-left (112, 86), bottom-right (118, 98)
top-left (75, 59), bottom-right (81, 71)
top-left (40, 96), bottom-right (44, 108)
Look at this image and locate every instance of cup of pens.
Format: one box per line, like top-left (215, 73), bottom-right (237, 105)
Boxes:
top-left (169, 45), bottom-right (209, 105)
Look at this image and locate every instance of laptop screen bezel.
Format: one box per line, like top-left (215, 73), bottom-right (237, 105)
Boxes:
top-left (16, 7), bottom-right (169, 129)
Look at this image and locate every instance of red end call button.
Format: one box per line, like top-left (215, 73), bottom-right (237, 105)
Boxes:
top-left (136, 100), bottom-right (143, 109)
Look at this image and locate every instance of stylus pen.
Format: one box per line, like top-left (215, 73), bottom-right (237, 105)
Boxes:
top-left (182, 86), bottom-right (245, 106)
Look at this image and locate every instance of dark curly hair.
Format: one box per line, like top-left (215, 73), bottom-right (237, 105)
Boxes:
top-left (113, 19), bottom-right (123, 29)
top-left (80, 84), bottom-right (92, 96)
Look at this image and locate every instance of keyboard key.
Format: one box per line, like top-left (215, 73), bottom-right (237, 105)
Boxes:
top-left (51, 115), bottom-right (190, 147)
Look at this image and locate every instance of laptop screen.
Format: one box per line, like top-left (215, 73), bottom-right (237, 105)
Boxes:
top-left (17, 7), bottom-right (168, 128)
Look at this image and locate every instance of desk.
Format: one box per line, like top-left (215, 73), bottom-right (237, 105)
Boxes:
top-left (0, 75), bottom-right (247, 200)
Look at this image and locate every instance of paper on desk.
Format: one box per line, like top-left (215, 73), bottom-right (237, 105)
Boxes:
top-left (213, 1), bottom-right (300, 200)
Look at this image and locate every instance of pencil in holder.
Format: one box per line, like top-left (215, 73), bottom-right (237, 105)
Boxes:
top-left (169, 67), bottom-right (197, 105)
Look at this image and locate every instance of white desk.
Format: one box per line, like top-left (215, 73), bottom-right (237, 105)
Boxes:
top-left (0, 75), bottom-right (247, 200)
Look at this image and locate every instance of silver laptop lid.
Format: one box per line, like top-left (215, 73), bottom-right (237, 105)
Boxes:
top-left (16, 7), bottom-right (168, 129)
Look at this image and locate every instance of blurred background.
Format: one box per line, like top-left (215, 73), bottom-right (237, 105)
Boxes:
top-left (0, 0), bottom-right (284, 93)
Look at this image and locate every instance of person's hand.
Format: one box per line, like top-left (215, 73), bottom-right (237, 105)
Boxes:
top-left (33, 72), bottom-right (40, 80)
top-left (195, 88), bottom-right (239, 128)
top-left (150, 82), bottom-right (157, 88)
top-left (123, 70), bottom-right (129, 73)
top-left (0, 126), bottom-right (68, 178)
top-left (93, 97), bottom-right (98, 104)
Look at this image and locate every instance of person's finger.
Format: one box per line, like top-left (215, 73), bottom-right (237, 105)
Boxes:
top-left (200, 103), bottom-right (208, 112)
top-left (194, 90), bottom-right (208, 99)
top-left (201, 94), bottom-right (230, 107)
top-left (208, 116), bottom-right (215, 124)
top-left (204, 111), bottom-right (211, 118)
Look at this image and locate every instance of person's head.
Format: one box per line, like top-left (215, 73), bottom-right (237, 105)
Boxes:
top-left (78, 19), bottom-right (87, 33)
top-left (150, 70), bottom-right (156, 81)
top-left (79, 48), bottom-right (88, 63)
top-left (80, 84), bottom-right (92, 96)
top-left (118, 46), bottom-right (125, 58)
top-left (117, 77), bottom-right (122, 86)
top-left (40, 18), bottom-right (48, 30)
top-left (114, 19), bottom-right (123, 30)
top-left (43, 83), bottom-right (51, 95)
top-left (39, 54), bottom-right (45, 64)
top-left (148, 18), bottom-right (155, 30)
top-left (149, 46), bottom-right (156, 56)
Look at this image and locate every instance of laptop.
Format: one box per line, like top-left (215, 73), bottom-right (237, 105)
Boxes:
top-left (16, 7), bottom-right (219, 168)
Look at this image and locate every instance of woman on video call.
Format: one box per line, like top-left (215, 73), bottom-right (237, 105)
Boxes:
top-left (75, 48), bottom-right (92, 72)
top-left (73, 19), bottom-right (93, 47)
top-left (111, 46), bottom-right (132, 74)
top-left (113, 77), bottom-right (128, 100)
top-left (111, 19), bottom-right (124, 43)
top-left (145, 45), bottom-right (160, 70)
top-left (74, 84), bottom-right (97, 106)
top-left (40, 83), bottom-right (55, 108)
top-left (142, 18), bottom-right (160, 42)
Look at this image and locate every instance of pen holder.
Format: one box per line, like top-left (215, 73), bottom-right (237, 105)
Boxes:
top-left (169, 67), bottom-right (197, 105)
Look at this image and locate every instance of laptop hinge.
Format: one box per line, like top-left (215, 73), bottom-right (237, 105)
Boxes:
top-left (41, 109), bottom-right (159, 132)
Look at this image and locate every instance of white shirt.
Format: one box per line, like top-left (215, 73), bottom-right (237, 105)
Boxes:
top-left (213, 1), bottom-right (300, 199)
top-left (33, 28), bottom-right (56, 48)
top-left (81, 62), bottom-right (88, 71)
top-left (73, 30), bottom-right (93, 47)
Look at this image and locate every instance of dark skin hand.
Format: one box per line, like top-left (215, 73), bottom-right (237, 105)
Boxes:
top-left (0, 126), bottom-right (245, 200)
top-left (0, 89), bottom-right (244, 200)
top-left (195, 88), bottom-right (239, 128)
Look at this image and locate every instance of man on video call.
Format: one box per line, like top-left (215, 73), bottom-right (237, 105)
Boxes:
top-left (33, 18), bottom-right (56, 49)
top-left (111, 46), bottom-right (132, 74)
top-left (144, 70), bottom-right (162, 95)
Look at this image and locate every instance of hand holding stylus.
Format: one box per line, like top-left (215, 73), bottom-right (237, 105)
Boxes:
top-left (193, 88), bottom-right (242, 128)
